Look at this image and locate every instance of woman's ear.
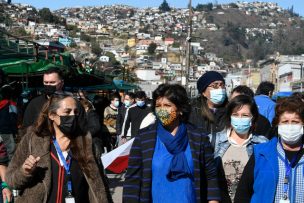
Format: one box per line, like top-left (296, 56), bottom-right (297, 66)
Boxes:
top-left (48, 112), bottom-right (56, 121)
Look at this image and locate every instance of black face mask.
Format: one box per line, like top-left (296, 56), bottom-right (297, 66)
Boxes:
top-left (44, 85), bottom-right (57, 96)
top-left (58, 115), bottom-right (78, 136)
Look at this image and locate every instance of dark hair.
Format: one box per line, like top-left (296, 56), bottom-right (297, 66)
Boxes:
top-left (226, 95), bottom-right (259, 130)
top-left (44, 67), bottom-right (64, 80)
top-left (34, 94), bottom-right (92, 176)
top-left (125, 92), bottom-right (135, 99)
top-left (256, 81), bottom-right (275, 96)
top-left (272, 97), bottom-right (304, 126)
top-left (231, 85), bottom-right (254, 98)
top-left (79, 98), bottom-right (94, 111)
top-left (291, 92), bottom-right (304, 101)
top-left (110, 92), bottom-right (120, 101)
top-left (135, 91), bottom-right (146, 99)
top-left (152, 84), bottom-right (191, 122)
top-left (0, 85), bottom-right (13, 99)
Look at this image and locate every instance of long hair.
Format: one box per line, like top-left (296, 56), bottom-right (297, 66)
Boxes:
top-left (34, 93), bottom-right (93, 176)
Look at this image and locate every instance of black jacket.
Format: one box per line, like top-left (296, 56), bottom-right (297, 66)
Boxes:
top-left (116, 105), bottom-right (127, 136)
top-left (123, 105), bottom-right (151, 138)
top-left (0, 99), bottom-right (18, 134)
top-left (23, 95), bottom-right (48, 128)
top-left (87, 110), bottom-right (102, 138)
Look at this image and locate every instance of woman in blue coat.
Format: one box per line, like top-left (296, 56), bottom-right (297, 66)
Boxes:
top-left (235, 97), bottom-right (304, 203)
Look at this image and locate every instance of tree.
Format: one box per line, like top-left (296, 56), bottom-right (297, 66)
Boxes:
top-left (124, 45), bottom-right (130, 53)
top-left (91, 42), bottom-right (102, 56)
top-left (38, 8), bottom-right (53, 23)
top-left (80, 33), bottom-right (91, 42)
top-left (148, 43), bottom-right (157, 55)
top-left (159, 0), bottom-right (171, 12)
top-left (195, 3), bottom-right (213, 11)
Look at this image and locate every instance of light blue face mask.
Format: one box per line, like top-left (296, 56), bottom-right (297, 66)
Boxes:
top-left (136, 100), bottom-right (145, 107)
top-left (210, 88), bottom-right (226, 105)
top-left (124, 100), bottom-right (131, 107)
top-left (114, 100), bottom-right (120, 108)
top-left (231, 116), bottom-right (252, 134)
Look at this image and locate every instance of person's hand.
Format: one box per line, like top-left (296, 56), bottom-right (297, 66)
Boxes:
top-left (2, 187), bottom-right (12, 203)
top-left (22, 155), bottom-right (40, 176)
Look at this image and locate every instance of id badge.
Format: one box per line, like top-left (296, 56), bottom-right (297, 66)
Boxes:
top-left (65, 197), bottom-right (75, 203)
top-left (279, 199), bottom-right (290, 203)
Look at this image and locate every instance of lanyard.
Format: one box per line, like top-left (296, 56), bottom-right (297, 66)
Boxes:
top-left (279, 140), bottom-right (303, 200)
top-left (53, 138), bottom-right (73, 195)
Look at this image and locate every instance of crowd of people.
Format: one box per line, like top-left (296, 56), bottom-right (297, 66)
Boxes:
top-left (0, 67), bottom-right (303, 203)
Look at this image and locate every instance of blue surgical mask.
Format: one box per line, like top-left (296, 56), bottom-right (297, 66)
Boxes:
top-left (136, 100), bottom-right (145, 107)
top-left (210, 88), bottom-right (226, 105)
top-left (231, 116), bottom-right (252, 134)
top-left (124, 100), bottom-right (131, 107)
top-left (114, 100), bottom-right (120, 108)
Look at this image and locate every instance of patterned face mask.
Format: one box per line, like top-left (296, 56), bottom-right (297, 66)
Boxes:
top-left (155, 108), bottom-right (177, 126)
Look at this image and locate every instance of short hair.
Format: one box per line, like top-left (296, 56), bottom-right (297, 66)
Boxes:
top-left (231, 85), bottom-right (254, 98)
top-left (152, 84), bottom-right (191, 122)
top-left (44, 67), bottom-right (64, 80)
top-left (291, 92), bottom-right (304, 101)
top-left (226, 95), bottom-right (259, 129)
top-left (110, 92), bottom-right (120, 101)
top-left (125, 92), bottom-right (135, 99)
top-left (272, 97), bottom-right (304, 126)
top-left (256, 81), bottom-right (275, 95)
top-left (135, 91), bottom-right (146, 99)
top-left (0, 84), bottom-right (13, 99)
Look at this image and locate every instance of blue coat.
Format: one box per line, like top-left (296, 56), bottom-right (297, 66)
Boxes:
top-left (254, 95), bottom-right (276, 124)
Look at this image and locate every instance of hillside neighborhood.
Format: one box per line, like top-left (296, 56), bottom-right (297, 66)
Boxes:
top-left (0, 1), bottom-right (304, 96)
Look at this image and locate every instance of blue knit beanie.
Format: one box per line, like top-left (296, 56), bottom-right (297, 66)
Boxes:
top-left (197, 71), bottom-right (225, 93)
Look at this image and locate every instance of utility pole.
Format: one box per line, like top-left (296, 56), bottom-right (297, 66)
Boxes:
top-left (185, 0), bottom-right (192, 90)
top-left (300, 63), bottom-right (303, 92)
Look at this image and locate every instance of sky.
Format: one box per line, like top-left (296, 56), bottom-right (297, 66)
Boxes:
top-left (13, 0), bottom-right (304, 16)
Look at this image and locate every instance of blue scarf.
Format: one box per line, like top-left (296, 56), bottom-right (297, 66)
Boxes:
top-left (157, 122), bottom-right (193, 181)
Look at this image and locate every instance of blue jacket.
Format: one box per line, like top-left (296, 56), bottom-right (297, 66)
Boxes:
top-left (251, 138), bottom-right (279, 203)
top-left (254, 95), bottom-right (276, 124)
top-left (209, 129), bottom-right (268, 158)
top-left (252, 137), bottom-right (304, 203)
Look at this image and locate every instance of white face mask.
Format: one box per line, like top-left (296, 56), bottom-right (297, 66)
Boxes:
top-left (278, 124), bottom-right (304, 145)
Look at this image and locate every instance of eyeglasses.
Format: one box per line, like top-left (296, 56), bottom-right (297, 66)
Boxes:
top-left (208, 82), bottom-right (225, 89)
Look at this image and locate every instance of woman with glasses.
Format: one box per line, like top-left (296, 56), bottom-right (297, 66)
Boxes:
top-left (5, 93), bottom-right (109, 203)
top-left (212, 95), bottom-right (268, 202)
top-left (235, 97), bottom-right (304, 203)
top-left (189, 71), bottom-right (228, 148)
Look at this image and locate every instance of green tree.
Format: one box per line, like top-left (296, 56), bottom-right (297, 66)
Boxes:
top-left (38, 8), bottom-right (53, 23)
top-left (91, 42), bottom-right (102, 56)
top-left (159, 0), bottom-right (171, 12)
top-left (80, 33), bottom-right (91, 42)
top-left (148, 43), bottom-right (157, 55)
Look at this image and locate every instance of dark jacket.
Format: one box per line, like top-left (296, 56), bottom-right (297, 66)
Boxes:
top-left (123, 122), bottom-right (221, 203)
top-left (123, 105), bottom-right (151, 138)
top-left (87, 110), bottom-right (102, 138)
top-left (22, 95), bottom-right (48, 128)
top-left (0, 141), bottom-right (8, 165)
top-left (6, 127), bottom-right (110, 203)
top-left (0, 99), bottom-right (17, 134)
top-left (116, 105), bottom-right (127, 136)
top-left (253, 114), bottom-right (271, 138)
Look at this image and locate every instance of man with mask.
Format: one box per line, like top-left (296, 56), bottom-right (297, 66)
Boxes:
top-left (103, 92), bottom-right (120, 151)
top-left (122, 91), bottom-right (151, 139)
top-left (189, 71), bottom-right (227, 147)
top-left (22, 67), bottom-right (64, 128)
top-left (116, 92), bottom-right (135, 145)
